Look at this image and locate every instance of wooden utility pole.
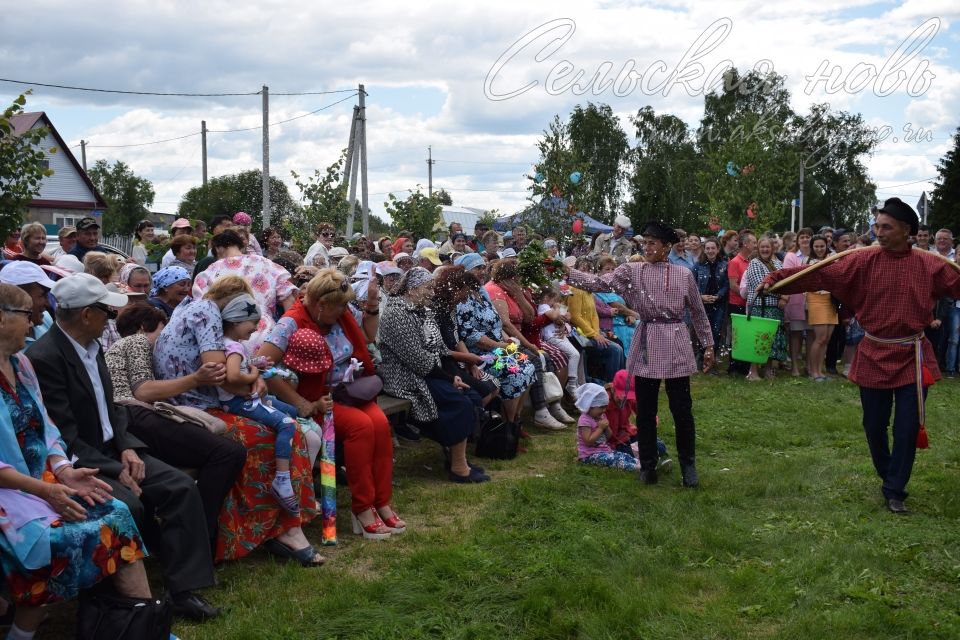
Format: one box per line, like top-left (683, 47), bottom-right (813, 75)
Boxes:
top-left (201, 120), bottom-right (208, 186)
top-left (427, 145), bottom-right (435, 197)
top-left (80, 140), bottom-right (87, 172)
top-left (262, 85), bottom-right (271, 227)
top-left (358, 84), bottom-right (369, 237)
top-left (798, 159), bottom-right (805, 231)
top-left (345, 85), bottom-right (368, 238)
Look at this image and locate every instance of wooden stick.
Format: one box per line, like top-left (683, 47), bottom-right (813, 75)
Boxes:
top-left (768, 245), bottom-right (960, 293)
top-left (767, 246), bottom-right (874, 293)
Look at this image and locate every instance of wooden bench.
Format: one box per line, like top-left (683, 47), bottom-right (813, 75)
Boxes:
top-left (377, 394), bottom-right (412, 418)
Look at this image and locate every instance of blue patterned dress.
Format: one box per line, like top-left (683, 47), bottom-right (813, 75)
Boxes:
top-left (0, 356), bottom-right (146, 606)
top-left (456, 292), bottom-right (535, 399)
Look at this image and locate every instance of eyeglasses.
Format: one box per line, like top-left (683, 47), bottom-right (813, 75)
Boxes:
top-left (320, 232), bottom-right (335, 238)
top-left (1, 306), bottom-right (32, 318)
top-left (89, 303), bottom-right (119, 320)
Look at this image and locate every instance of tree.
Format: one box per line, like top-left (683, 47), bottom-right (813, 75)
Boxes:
top-left (527, 115), bottom-right (583, 241)
top-left (567, 103), bottom-right (630, 223)
top-left (87, 159), bottom-right (155, 236)
top-left (287, 152), bottom-right (351, 252)
top-left (696, 69), bottom-right (800, 233)
top-left (433, 189), bottom-right (452, 206)
top-left (792, 104), bottom-right (878, 231)
top-left (627, 106), bottom-right (706, 232)
top-left (178, 170), bottom-right (299, 231)
top-left (928, 126), bottom-right (960, 233)
top-left (0, 92), bottom-right (54, 238)
top-left (383, 186), bottom-right (442, 241)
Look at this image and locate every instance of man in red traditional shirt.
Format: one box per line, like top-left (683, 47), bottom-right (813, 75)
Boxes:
top-left (726, 230), bottom-right (755, 375)
top-left (759, 198), bottom-right (960, 514)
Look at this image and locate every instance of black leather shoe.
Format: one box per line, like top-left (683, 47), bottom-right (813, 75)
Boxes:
top-left (171, 591), bottom-right (220, 621)
top-left (680, 463), bottom-right (699, 488)
top-left (638, 468), bottom-right (658, 485)
top-left (886, 498), bottom-right (908, 514)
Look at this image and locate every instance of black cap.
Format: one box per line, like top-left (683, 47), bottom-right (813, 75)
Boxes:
top-left (76, 216), bottom-right (100, 231)
top-left (878, 197), bottom-right (919, 235)
top-left (640, 220), bottom-right (680, 245)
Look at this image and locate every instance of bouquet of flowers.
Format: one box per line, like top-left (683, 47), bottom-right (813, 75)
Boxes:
top-left (517, 240), bottom-right (565, 293)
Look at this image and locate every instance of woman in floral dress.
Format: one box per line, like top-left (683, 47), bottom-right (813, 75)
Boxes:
top-left (0, 284), bottom-right (150, 636)
top-left (192, 229), bottom-right (297, 354)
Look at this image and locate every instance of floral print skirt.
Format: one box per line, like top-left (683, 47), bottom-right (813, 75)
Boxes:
top-left (0, 499), bottom-right (145, 606)
top-left (207, 409), bottom-right (318, 561)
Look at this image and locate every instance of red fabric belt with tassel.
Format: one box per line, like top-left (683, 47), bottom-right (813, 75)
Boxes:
top-left (863, 330), bottom-right (931, 449)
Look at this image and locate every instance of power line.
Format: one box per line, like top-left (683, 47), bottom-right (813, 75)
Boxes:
top-left (0, 77), bottom-right (356, 97)
top-left (81, 94), bottom-right (357, 148)
top-left (877, 176), bottom-right (936, 189)
top-left (433, 159), bottom-right (531, 165)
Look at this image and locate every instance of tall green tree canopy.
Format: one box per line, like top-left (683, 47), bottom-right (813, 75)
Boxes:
top-left (383, 187), bottom-right (442, 241)
top-left (288, 151), bottom-right (350, 252)
top-left (929, 126), bottom-right (960, 233)
top-left (178, 169), bottom-right (299, 231)
top-left (0, 93), bottom-right (54, 238)
top-left (567, 103), bottom-right (629, 223)
top-left (627, 106), bottom-right (706, 232)
top-left (87, 159), bottom-right (155, 236)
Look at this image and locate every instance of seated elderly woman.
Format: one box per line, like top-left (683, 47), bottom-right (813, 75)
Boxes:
top-left (105, 303), bottom-right (247, 556)
top-left (0, 284), bottom-right (151, 638)
top-left (257, 269), bottom-right (402, 540)
top-left (148, 265), bottom-right (192, 317)
top-left (379, 267), bottom-right (490, 483)
top-left (456, 263), bottom-right (536, 424)
top-left (153, 275), bottom-right (322, 565)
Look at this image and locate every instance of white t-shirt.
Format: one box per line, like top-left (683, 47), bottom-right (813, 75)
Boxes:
top-left (304, 241), bottom-right (330, 267)
top-left (537, 303), bottom-right (571, 342)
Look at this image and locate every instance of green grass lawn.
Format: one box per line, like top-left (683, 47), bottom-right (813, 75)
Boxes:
top-left (44, 374), bottom-right (960, 638)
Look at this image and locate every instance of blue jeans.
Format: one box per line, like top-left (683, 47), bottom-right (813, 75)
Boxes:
top-left (859, 384), bottom-right (926, 501)
top-left (946, 306), bottom-right (960, 373)
top-left (223, 395), bottom-right (298, 460)
top-left (585, 338), bottom-right (624, 383)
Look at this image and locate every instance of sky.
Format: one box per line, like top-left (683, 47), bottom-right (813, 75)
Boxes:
top-left (2, 0), bottom-right (958, 227)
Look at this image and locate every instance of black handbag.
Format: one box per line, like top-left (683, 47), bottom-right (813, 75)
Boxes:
top-left (76, 590), bottom-right (173, 640)
top-left (474, 412), bottom-right (520, 460)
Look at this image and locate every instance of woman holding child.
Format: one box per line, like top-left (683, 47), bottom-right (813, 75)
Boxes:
top-left (258, 269), bottom-right (403, 541)
top-left (153, 275), bottom-right (322, 565)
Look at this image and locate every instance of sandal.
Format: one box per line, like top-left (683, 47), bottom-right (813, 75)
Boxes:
top-left (376, 506), bottom-right (407, 534)
top-left (263, 538), bottom-right (325, 567)
top-left (271, 479), bottom-right (300, 516)
top-left (350, 509), bottom-right (392, 540)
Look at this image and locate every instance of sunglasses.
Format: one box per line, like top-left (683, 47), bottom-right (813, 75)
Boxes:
top-left (1, 306), bottom-right (32, 318)
top-left (320, 232), bottom-right (335, 238)
top-left (90, 303), bottom-right (119, 320)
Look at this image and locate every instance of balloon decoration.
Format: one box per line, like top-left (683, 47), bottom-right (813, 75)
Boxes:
top-left (551, 185), bottom-right (562, 198)
top-left (741, 164), bottom-right (756, 176)
top-left (569, 171), bottom-right (582, 185)
top-left (746, 202), bottom-right (757, 219)
top-left (534, 172), bottom-right (544, 184)
top-left (572, 218), bottom-right (584, 234)
top-left (708, 216), bottom-right (721, 232)
top-left (726, 161), bottom-right (739, 176)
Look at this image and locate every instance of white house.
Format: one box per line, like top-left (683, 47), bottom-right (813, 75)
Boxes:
top-left (11, 111), bottom-right (106, 231)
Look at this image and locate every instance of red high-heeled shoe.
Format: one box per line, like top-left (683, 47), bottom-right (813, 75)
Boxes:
top-left (350, 508), bottom-right (391, 540)
top-left (376, 506), bottom-right (406, 534)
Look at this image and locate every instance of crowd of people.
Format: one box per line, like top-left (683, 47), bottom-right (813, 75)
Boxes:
top-left (0, 201), bottom-right (957, 636)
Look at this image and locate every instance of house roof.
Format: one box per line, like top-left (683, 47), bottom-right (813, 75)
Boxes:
top-left (8, 111), bottom-right (107, 209)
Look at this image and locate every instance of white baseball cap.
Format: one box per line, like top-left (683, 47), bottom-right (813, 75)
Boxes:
top-left (328, 247), bottom-right (349, 258)
top-left (51, 273), bottom-right (128, 309)
top-left (54, 254), bottom-right (84, 274)
top-left (0, 261), bottom-right (56, 289)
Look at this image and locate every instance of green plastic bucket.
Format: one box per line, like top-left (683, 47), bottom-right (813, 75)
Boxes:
top-left (731, 302), bottom-right (780, 363)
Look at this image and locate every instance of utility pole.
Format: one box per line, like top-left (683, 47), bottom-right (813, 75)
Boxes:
top-left (201, 120), bottom-right (208, 186)
top-left (80, 139), bottom-right (87, 172)
top-left (798, 159), bottom-right (805, 231)
top-left (262, 85), bottom-right (271, 227)
top-left (427, 145), bottom-right (435, 197)
top-left (358, 84), bottom-right (369, 238)
top-left (345, 105), bottom-right (362, 239)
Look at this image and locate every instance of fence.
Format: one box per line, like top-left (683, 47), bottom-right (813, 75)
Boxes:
top-left (102, 234), bottom-right (134, 255)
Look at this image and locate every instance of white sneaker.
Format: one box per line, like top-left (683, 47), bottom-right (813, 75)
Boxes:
top-left (548, 402), bottom-right (575, 424)
top-left (534, 408), bottom-right (567, 430)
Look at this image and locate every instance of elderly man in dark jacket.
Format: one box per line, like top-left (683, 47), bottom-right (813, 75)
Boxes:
top-left (26, 273), bottom-right (220, 621)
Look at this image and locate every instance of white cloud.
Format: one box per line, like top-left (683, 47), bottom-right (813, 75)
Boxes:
top-left (6, 0), bottom-right (957, 224)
